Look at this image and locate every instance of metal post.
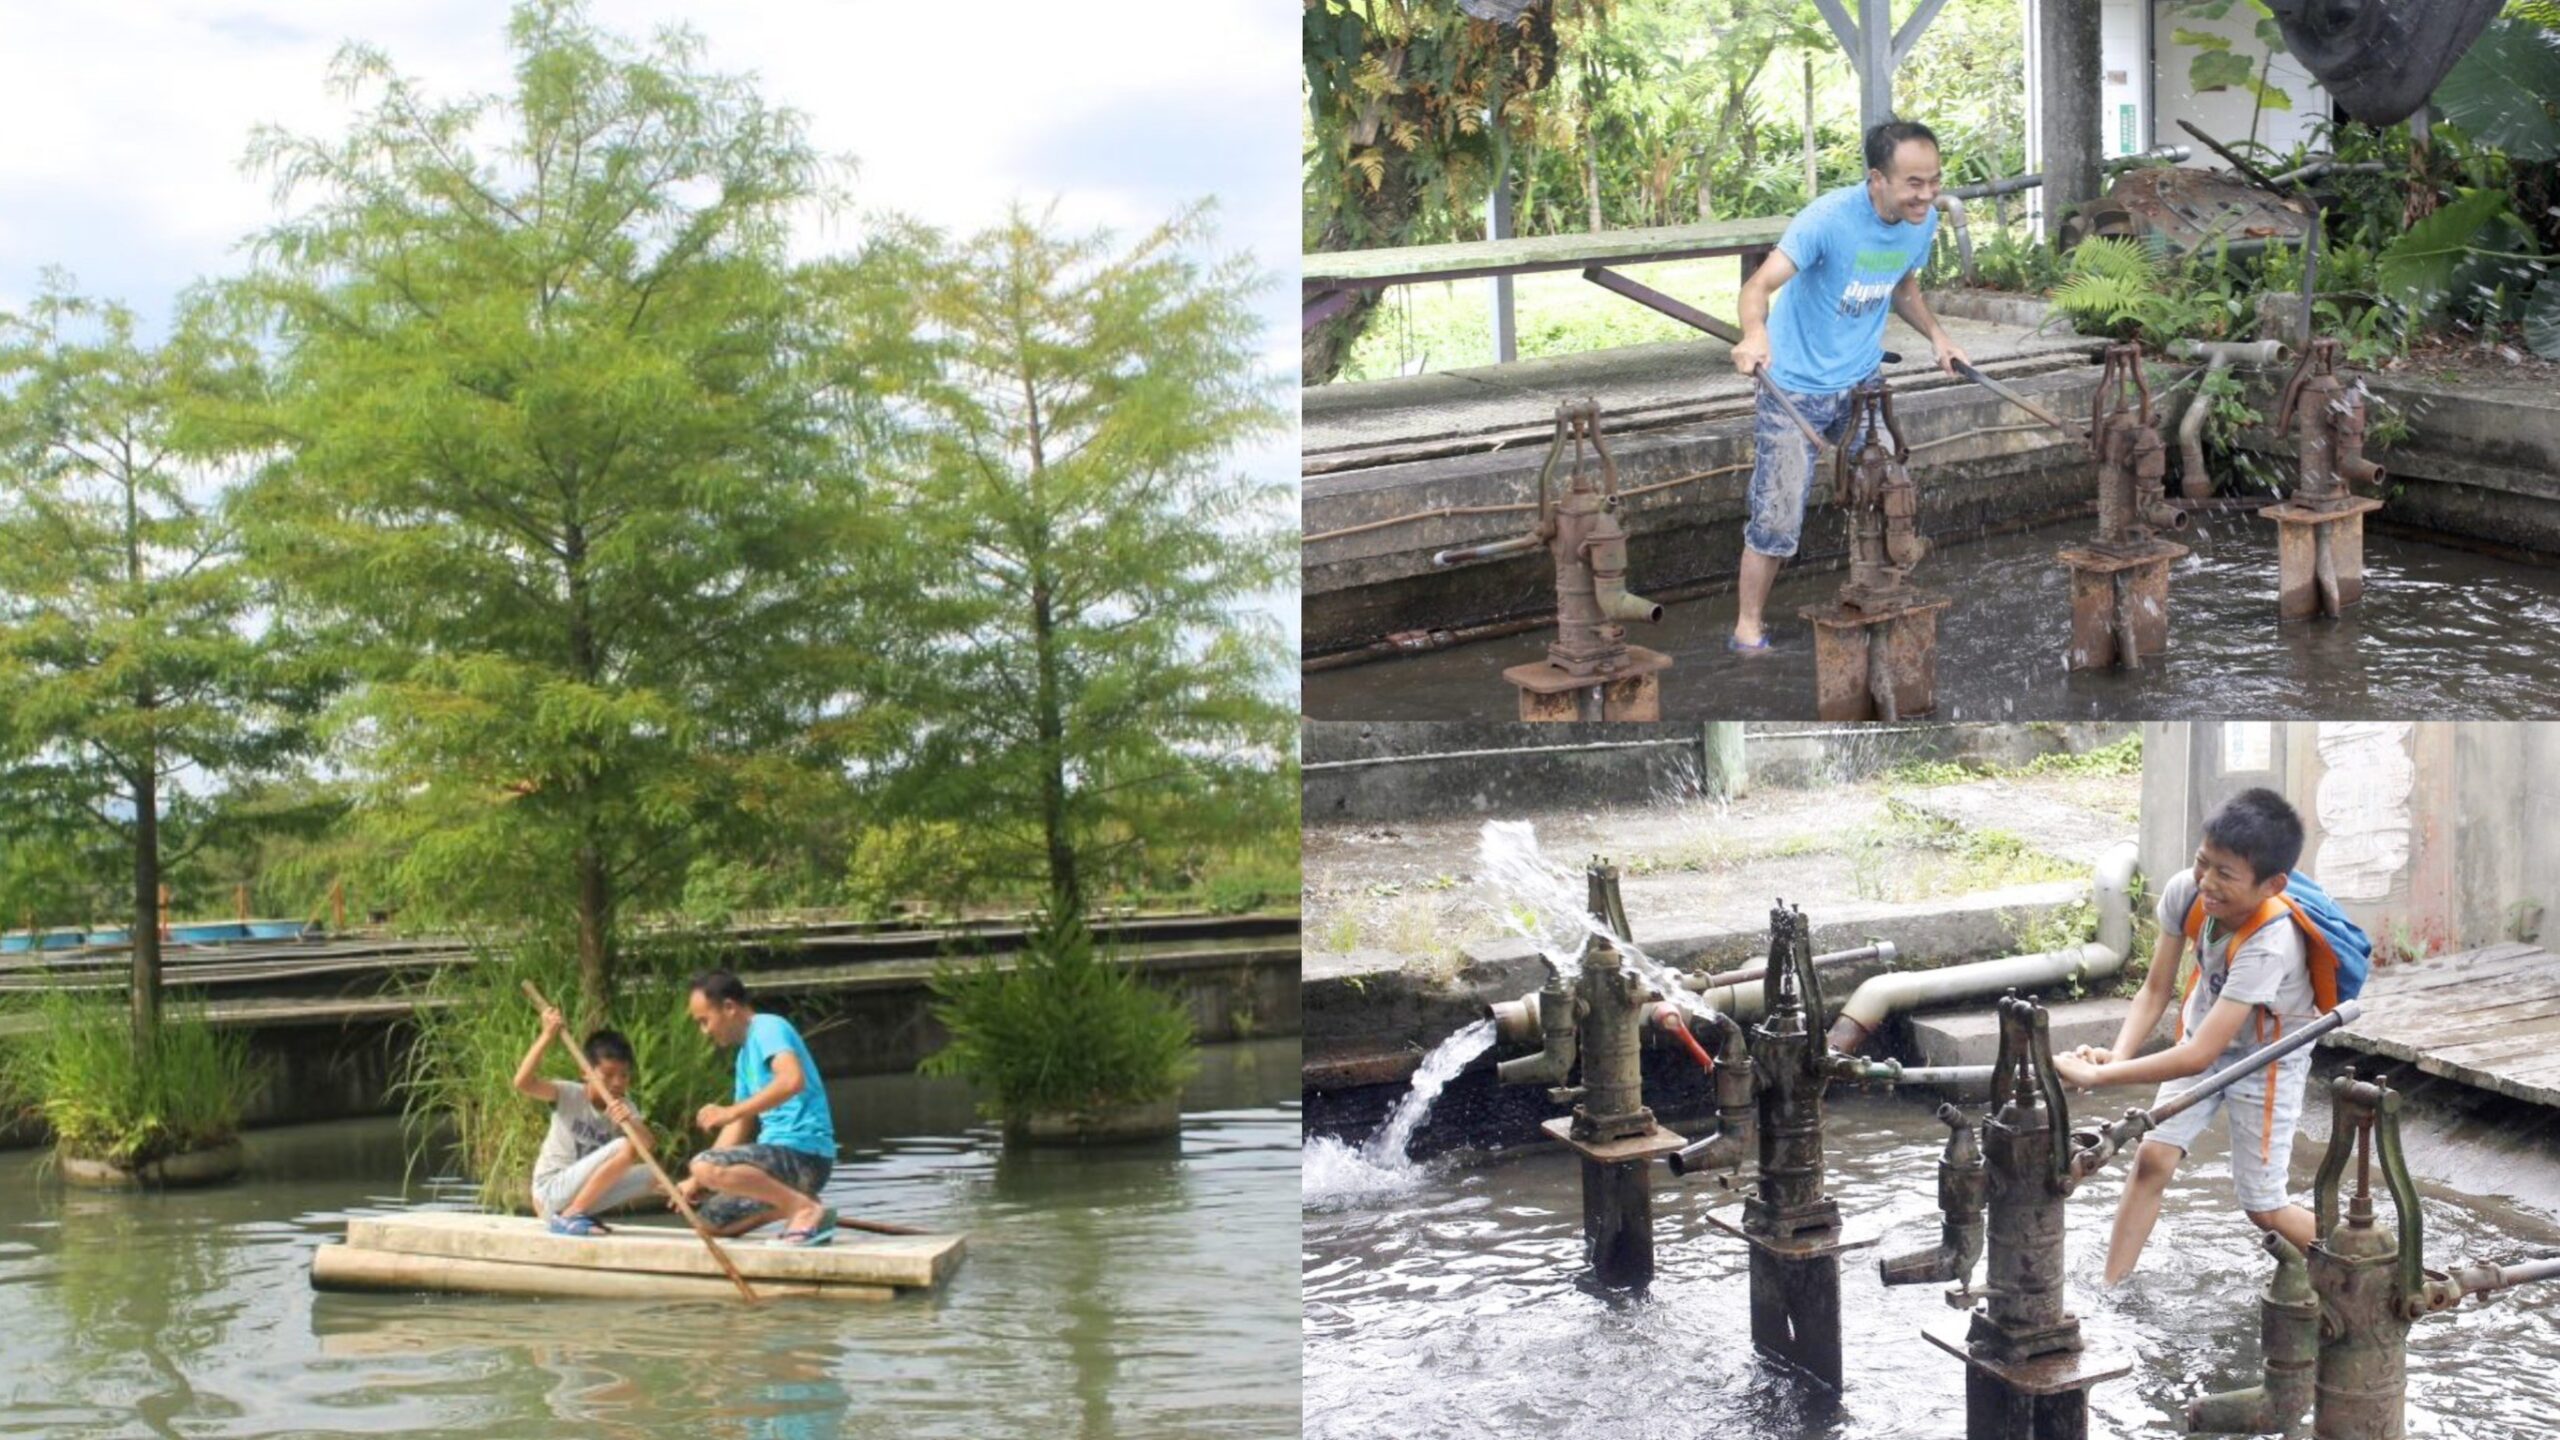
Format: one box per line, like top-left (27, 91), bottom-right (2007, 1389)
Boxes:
top-left (1488, 156), bottom-right (1517, 364)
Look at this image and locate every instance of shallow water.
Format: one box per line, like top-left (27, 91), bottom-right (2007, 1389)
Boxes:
top-left (0, 1039), bottom-right (1300, 1440)
top-left (1303, 1087), bottom-right (2560, 1440)
top-left (1304, 515), bottom-right (2560, 720)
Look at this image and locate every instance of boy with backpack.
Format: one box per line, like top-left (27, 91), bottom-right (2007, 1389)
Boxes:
top-left (2052, 787), bottom-right (2371, 1284)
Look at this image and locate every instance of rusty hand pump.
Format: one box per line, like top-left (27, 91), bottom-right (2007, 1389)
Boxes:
top-left (2091, 344), bottom-right (2190, 549)
top-left (2187, 1073), bottom-right (2560, 1439)
top-left (2273, 338), bottom-right (2387, 507)
top-left (1877, 1102), bottom-right (1987, 1295)
top-left (2070, 1001), bottom-right (2362, 1182)
top-left (1835, 381), bottom-right (1930, 608)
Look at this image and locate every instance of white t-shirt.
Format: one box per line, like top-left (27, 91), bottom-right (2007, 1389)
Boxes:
top-left (532, 1080), bottom-right (620, 1185)
top-left (2157, 867), bottom-right (2320, 1072)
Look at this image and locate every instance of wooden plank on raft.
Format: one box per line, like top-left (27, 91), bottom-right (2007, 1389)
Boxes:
top-left (311, 1245), bottom-right (897, 1302)
top-left (340, 1212), bottom-right (964, 1292)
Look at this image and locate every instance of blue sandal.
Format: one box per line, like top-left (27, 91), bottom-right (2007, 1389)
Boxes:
top-left (547, 1212), bottom-right (610, 1238)
top-left (773, 1208), bottom-right (839, 1247)
top-left (1728, 632), bottom-right (1776, 655)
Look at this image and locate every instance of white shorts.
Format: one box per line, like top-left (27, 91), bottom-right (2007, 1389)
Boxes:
top-left (532, 1137), bottom-right (658, 1218)
top-left (2145, 1057), bottom-right (2309, 1213)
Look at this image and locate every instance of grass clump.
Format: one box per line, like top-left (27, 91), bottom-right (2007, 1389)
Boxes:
top-left (923, 908), bottom-right (1197, 1122)
top-left (2018, 734), bottom-right (2143, 778)
top-left (398, 932), bottom-right (731, 1211)
top-left (0, 991), bottom-right (263, 1168)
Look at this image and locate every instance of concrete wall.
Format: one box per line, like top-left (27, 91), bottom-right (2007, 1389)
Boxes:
top-left (1305, 366), bottom-right (2104, 655)
top-left (1303, 721), bottom-right (2132, 824)
top-left (0, 946), bottom-right (1301, 1149)
top-left (1302, 722), bottom-right (1743, 821)
top-left (2140, 722), bottom-right (2558, 955)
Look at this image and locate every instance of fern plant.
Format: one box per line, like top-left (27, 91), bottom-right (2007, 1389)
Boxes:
top-left (2050, 237), bottom-right (2165, 337)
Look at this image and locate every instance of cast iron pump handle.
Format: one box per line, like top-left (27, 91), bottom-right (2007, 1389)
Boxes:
top-left (1987, 992), bottom-right (2079, 1193)
top-left (2271, 337), bottom-right (2341, 437)
top-left (1832, 381), bottom-right (1912, 507)
top-left (1588, 858), bottom-right (1632, 945)
top-left (1760, 900), bottom-right (1827, 1061)
top-left (2309, 1072), bottom-right (2428, 1305)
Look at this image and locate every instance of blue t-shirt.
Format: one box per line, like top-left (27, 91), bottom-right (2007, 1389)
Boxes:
top-left (736, 1011), bottom-right (836, 1159)
top-left (1766, 182), bottom-right (1939, 394)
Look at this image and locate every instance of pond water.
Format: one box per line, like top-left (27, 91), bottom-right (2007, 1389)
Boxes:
top-left (0, 1038), bottom-right (1300, 1440)
top-left (1303, 1084), bottom-right (2560, 1440)
top-left (1303, 513), bottom-right (2560, 720)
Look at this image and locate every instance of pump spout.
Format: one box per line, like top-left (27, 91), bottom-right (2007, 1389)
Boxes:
top-left (2185, 1231), bottom-right (2316, 1434)
top-left (2141, 497), bottom-right (2192, 533)
top-left (1490, 981), bottom-right (1579, 1087)
top-left (1664, 1010), bottom-right (1756, 1178)
top-left (2333, 452), bottom-right (2385, 488)
top-left (1584, 511), bottom-right (1664, 624)
top-left (1877, 1103), bottom-right (1987, 1291)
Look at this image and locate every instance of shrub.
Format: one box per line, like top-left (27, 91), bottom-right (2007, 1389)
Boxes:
top-left (921, 908), bottom-right (1197, 1121)
top-left (0, 991), bottom-right (263, 1167)
top-left (397, 931), bottom-right (732, 1210)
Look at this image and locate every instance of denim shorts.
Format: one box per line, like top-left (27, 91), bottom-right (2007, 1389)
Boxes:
top-left (1744, 367), bottom-right (1882, 558)
top-left (690, 1142), bottom-right (835, 1228)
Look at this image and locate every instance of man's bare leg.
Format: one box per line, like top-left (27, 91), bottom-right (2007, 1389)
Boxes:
top-left (2104, 1139), bottom-right (2183, 1284)
top-left (689, 1155), bottom-right (825, 1232)
top-left (1734, 548), bottom-right (1785, 646)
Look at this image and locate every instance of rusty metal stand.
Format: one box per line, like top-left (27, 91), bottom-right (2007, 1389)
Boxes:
top-left (2057, 545), bottom-right (2184, 668)
top-left (1803, 592), bottom-right (1952, 720)
top-left (1544, 1118), bottom-right (1686, 1289)
top-left (1503, 647), bottom-right (1672, 721)
top-left (2266, 497), bottom-right (2385, 620)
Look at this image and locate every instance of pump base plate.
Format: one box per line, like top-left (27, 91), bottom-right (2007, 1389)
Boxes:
top-left (1540, 1116), bottom-right (1686, 1165)
top-left (1923, 1321), bottom-right (2132, 1395)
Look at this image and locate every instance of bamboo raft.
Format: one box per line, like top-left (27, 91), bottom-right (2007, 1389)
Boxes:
top-left (311, 1212), bottom-right (966, 1302)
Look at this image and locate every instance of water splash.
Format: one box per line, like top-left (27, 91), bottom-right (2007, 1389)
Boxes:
top-left (1304, 1018), bottom-right (1498, 1205)
top-left (1474, 819), bottom-right (1708, 1017)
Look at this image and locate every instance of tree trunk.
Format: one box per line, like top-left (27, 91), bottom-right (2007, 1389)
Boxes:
top-left (1583, 116), bottom-right (1605, 232)
top-left (1803, 57), bottom-right (1819, 202)
top-left (1030, 575), bottom-right (1080, 919)
top-left (131, 755), bottom-right (161, 1043)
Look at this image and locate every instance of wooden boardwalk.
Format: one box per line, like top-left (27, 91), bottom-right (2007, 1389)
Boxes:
top-left (2328, 942), bottom-right (2560, 1107)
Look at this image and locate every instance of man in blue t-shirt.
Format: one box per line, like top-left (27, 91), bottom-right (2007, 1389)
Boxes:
top-left (1726, 119), bottom-right (1971, 653)
top-left (680, 970), bottom-right (843, 1246)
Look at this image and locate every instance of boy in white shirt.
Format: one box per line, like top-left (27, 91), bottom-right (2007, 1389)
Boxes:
top-left (512, 1004), bottom-right (657, 1235)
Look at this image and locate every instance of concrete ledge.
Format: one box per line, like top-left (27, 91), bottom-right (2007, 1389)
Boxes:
top-left (1304, 349), bottom-right (2108, 656)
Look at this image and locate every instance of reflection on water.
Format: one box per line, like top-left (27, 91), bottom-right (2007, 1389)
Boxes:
top-left (0, 1039), bottom-right (1300, 1440)
top-left (1303, 1089), bottom-right (2560, 1440)
top-left (1304, 515), bottom-right (2560, 719)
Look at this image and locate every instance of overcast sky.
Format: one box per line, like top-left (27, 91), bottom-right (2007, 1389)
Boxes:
top-left (0, 0), bottom-right (1300, 646)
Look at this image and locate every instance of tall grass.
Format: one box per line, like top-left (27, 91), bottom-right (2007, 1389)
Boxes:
top-left (397, 932), bottom-right (732, 1211)
top-left (921, 908), bottom-right (1198, 1120)
top-left (0, 991), bottom-right (262, 1166)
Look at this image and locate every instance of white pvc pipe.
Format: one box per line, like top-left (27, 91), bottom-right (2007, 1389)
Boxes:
top-left (1827, 840), bottom-right (2140, 1053)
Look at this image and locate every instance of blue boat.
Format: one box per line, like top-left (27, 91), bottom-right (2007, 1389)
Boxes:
top-left (85, 926), bottom-right (130, 947)
top-left (245, 919), bottom-right (308, 941)
top-left (36, 927), bottom-right (85, 951)
top-left (169, 921), bottom-right (250, 945)
top-left (0, 932), bottom-right (28, 955)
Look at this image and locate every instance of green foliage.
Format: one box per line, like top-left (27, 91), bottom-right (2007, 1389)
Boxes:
top-left (2376, 186), bottom-right (2531, 324)
top-left (396, 930), bottom-right (731, 1209)
top-left (225, 1), bottom-right (922, 1003)
top-left (874, 209), bottom-right (1294, 916)
top-left (2167, 0), bottom-right (2293, 136)
top-left (0, 280), bottom-right (323, 987)
top-left (2435, 17), bottom-right (2560, 161)
top-left (921, 908), bottom-right (1198, 1121)
top-left (0, 992), bottom-right (262, 1166)
top-left (2019, 733), bottom-right (2146, 777)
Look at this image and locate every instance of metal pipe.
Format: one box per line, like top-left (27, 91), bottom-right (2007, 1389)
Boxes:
top-left (2168, 340), bottom-right (2291, 499)
top-left (1825, 842), bottom-right (2137, 1053)
top-left (1431, 532), bottom-right (1545, 568)
top-left (1935, 193), bottom-right (1974, 285)
top-left (1951, 359), bottom-right (2086, 448)
top-left (1831, 1058), bottom-right (1999, 1086)
top-left (2440, 1255), bottom-right (2560, 1301)
top-left (2070, 1001), bottom-right (2363, 1181)
top-left (1682, 941), bottom-right (1896, 1007)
